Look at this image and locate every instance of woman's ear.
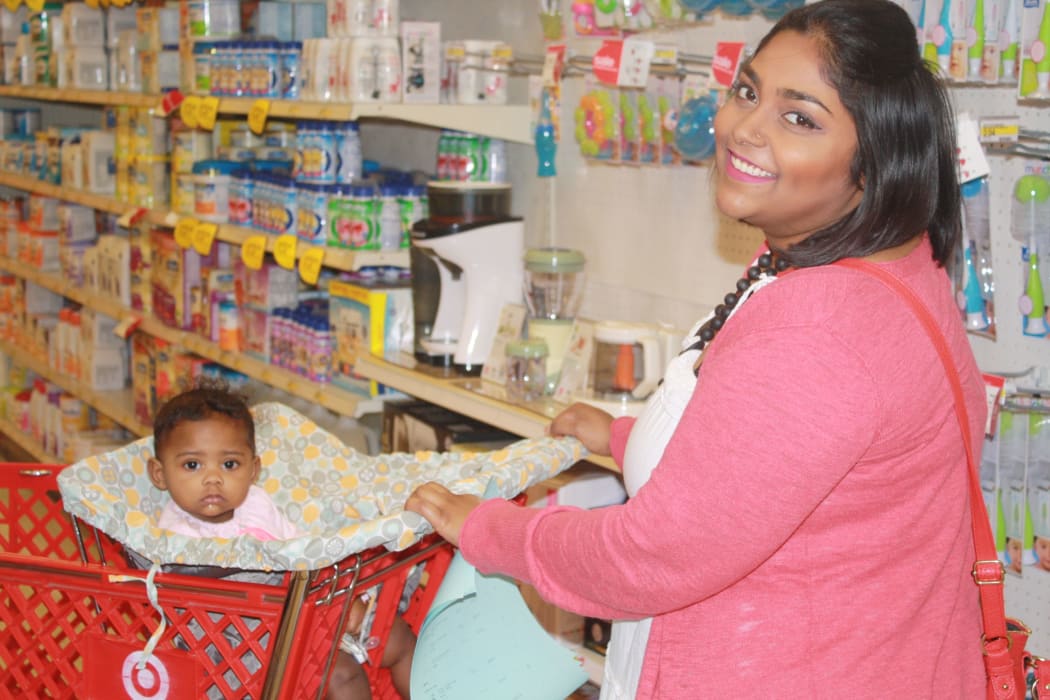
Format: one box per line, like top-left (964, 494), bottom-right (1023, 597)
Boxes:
top-left (148, 458), bottom-right (168, 490)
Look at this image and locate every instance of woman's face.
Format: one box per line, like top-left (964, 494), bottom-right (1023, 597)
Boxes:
top-left (713, 30), bottom-right (864, 250)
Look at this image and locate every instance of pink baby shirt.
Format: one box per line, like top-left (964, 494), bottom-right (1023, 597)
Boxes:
top-left (157, 484), bottom-right (301, 540)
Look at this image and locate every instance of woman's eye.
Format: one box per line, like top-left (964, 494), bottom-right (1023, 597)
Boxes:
top-left (784, 111), bottom-right (817, 129)
top-left (733, 83), bottom-right (757, 102)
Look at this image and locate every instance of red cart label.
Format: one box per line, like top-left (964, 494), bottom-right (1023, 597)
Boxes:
top-left (83, 635), bottom-right (201, 699)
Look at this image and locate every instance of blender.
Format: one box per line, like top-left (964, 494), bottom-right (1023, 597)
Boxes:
top-left (523, 247), bottom-right (585, 394)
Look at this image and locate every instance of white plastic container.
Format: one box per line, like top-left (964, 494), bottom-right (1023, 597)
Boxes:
top-left (187, 0), bottom-right (241, 38)
top-left (191, 160), bottom-right (240, 223)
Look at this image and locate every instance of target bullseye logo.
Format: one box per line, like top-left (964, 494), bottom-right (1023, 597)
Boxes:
top-left (121, 651), bottom-right (171, 699)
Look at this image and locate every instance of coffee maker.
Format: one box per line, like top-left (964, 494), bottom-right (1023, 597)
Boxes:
top-left (410, 181), bottom-right (523, 373)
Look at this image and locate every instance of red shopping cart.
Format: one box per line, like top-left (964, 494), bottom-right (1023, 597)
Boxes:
top-left (0, 463), bottom-right (453, 700)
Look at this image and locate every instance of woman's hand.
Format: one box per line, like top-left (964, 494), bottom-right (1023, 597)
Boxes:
top-left (405, 483), bottom-right (481, 547)
top-left (548, 402), bottom-right (614, 456)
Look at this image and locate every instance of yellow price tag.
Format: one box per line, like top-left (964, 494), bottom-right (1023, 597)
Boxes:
top-left (241, 235), bottom-right (268, 270)
top-left (25, 0), bottom-right (42, 10)
top-left (298, 246), bottom-right (325, 285)
top-left (192, 222), bottom-right (218, 255)
top-left (2, 0), bottom-right (21, 11)
top-left (273, 234), bottom-right (298, 270)
top-left (198, 96), bottom-right (220, 131)
top-left (180, 96), bottom-right (201, 129)
top-left (248, 99), bottom-right (271, 135)
top-left (174, 218), bottom-right (198, 249)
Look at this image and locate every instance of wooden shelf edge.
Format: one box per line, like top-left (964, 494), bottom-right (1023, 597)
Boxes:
top-left (354, 354), bottom-right (619, 472)
top-left (0, 86), bottom-right (161, 108)
top-left (0, 173), bottom-right (130, 215)
top-left (0, 340), bottom-right (150, 437)
top-left (0, 416), bottom-right (51, 462)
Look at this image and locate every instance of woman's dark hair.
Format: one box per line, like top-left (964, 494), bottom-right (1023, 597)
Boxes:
top-left (753, 0), bottom-right (961, 268)
top-left (153, 379), bottom-right (255, 454)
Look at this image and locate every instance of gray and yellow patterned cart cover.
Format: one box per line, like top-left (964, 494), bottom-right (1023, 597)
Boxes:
top-left (57, 402), bottom-right (587, 572)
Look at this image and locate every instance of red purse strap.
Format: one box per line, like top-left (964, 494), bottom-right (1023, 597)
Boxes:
top-left (832, 259), bottom-right (1010, 650)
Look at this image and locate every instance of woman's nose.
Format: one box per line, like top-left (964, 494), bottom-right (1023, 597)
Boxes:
top-left (730, 107), bottom-right (767, 148)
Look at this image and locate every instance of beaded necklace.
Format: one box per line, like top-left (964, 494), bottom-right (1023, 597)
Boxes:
top-left (684, 251), bottom-right (791, 373)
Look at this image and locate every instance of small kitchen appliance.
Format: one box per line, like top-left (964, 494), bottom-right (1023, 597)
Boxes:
top-left (577, 320), bottom-right (663, 416)
top-left (523, 247), bottom-right (585, 394)
top-left (410, 181), bottom-right (523, 373)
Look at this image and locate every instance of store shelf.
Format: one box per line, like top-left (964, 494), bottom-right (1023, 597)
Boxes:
top-left (146, 212), bottom-right (410, 272)
top-left (0, 85), bottom-right (161, 108)
top-left (0, 416), bottom-right (51, 462)
top-left (0, 338), bottom-right (150, 437)
top-left (0, 175), bottom-right (408, 274)
top-left (0, 257), bottom-right (383, 419)
top-left (354, 354), bottom-right (619, 472)
top-left (214, 98), bottom-right (535, 144)
top-left (0, 173), bottom-right (132, 216)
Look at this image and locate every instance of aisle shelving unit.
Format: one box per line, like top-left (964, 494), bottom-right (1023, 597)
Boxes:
top-left (0, 337), bottom-right (149, 437)
top-left (0, 87), bottom-right (535, 143)
top-left (0, 172), bottom-right (410, 272)
top-left (0, 257), bottom-right (384, 419)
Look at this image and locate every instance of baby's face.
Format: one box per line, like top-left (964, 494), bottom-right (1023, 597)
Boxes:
top-left (148, 416), bottom-right (260, 524)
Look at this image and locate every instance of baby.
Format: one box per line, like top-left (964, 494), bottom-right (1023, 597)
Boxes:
top-left (147, 382), bottom-right (298, 539)
top-left (147, 381), bottom-right (414, 699)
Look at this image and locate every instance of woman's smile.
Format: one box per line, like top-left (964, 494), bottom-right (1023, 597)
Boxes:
top-left (726, 150), bottom-right (777, 182)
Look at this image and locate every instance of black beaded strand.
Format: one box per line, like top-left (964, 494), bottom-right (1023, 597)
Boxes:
top-left (682, 252), bottom-right (790, 361)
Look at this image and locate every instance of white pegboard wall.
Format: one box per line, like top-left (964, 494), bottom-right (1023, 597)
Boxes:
top-left (953, 85), bottom-right (1050, 655)
top-left (952, 87), bottom-right (1050, 380)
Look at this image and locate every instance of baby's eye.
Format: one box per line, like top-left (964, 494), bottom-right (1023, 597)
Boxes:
top-left (183, 460), bottom-right (200, 471)
top-left (223, 460), bottom-right (240, 470)
top-left (784, 111), bottom-right (817, 129)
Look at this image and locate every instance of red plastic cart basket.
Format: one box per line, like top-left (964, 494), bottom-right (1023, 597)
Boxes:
top-left (0, 463), bottom-right (453, 700)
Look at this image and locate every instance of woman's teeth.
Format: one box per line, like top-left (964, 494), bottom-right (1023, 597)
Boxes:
top-left (730, 154), bottom-right (774, 178)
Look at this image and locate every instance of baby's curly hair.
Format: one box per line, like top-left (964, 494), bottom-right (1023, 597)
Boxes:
top-left (153, 378), bottom-right (255, 455)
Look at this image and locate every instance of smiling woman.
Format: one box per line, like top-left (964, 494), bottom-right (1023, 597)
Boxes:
top-left (713, 32), bottom-right (864, 250)
top-left (405, 1), bottom-right (987, 698)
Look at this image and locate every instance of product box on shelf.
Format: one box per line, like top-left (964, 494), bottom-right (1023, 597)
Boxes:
top-left (106, 5), bottom-right (138, 47)
top-left (235, 259), bottom-right (299, 310)
top-left (97, 234), bottom-right (131, 307)
top-left (150, 231), bottom-right (226, 331)
top-left (329, 279), bottom-right (412, 397)
top-left (136, 5), bottom-right (179, 52)
top-left (380, 399), bottom-right (516, 453)
top-left (240, 303), bottom-right (273, 361)
top-left (128, 227), bottom-right (152, 313)
top-left (81, 130), bottom-right (116, 195)
top-left (59, 239), bottom-right (93, 287)
top-left (131, 332), bottom-right (153, 424)
top-left (79, 307), bottom-right (124, 352)
top-left (81, 343), bottom-right (128, 392)
top-left (56, 47), bottom-right (108, 90)
top-left (401, 22), bottom-right (441, 104)
top-left (202, 268), bottom-right (236, 342)
top-left (60, 3), bottom-right (104, 47)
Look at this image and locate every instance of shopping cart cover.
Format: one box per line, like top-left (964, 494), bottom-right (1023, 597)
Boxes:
top-left (57, 402), bottom-right (586, 572)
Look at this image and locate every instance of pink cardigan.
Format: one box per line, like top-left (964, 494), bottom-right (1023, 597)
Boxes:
top-left (461, 239), bottom-right (986, 698)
